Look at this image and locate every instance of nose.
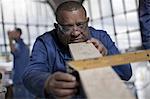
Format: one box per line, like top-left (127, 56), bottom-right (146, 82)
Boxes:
top-left (73, 24), bottom-right (78, 31)
top-left (71, 30), bottom-right (81, 37)
top-left (71, 24), bottom-right (81, 36)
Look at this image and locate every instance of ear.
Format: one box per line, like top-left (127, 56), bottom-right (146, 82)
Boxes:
top-left (87, 17), bottom-right (89, 22)
top-left (54, 23), bottom-right (58, 29)
top-left (54, 23), bottom-right (60, 34)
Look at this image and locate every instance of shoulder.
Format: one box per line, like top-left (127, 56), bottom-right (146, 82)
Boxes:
top-left (36, 29), bottom-right (56, 43)
top-left (38, 30), bottom-right (54, 40)
top-left (89, 27), bottom-right (109, 39)
top-left (17, 39), bottom-right (28, 49)
top-left (89, 27), bottom-right (107, 36)
top-left (88, 27), bottom-right (116, 49)
top-left (89, 27), bottom-right (106, 33)
top-left (32, 29), bottom-right (58, 51)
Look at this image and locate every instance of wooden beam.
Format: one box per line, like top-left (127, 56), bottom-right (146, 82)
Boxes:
top-left (66, 45), bottom-right (147, 99)
top-left (69, 42), bottom-right (102, 60)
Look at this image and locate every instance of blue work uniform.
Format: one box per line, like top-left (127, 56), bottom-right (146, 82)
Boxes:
top-left (12, 38), bottom-right (34, 99)
top-left (139, 0), bottom-right (150, 49)
top-left (23, 27), bottom-right (132, 98)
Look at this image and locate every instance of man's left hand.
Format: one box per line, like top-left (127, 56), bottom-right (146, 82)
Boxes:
top-left (87, 38), bottom-right (108, 56)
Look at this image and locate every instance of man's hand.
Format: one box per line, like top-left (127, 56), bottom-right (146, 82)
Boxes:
top-left (7, 30), bottom-right (16, 52)
top-left (44, 72), bottom-right (78, 99)
top-left (8, 30), bottom-right (16, 40)
top-left (87, 38), bottom-right (108, 56)
top-left (7, 30), bottom-right (14, 39)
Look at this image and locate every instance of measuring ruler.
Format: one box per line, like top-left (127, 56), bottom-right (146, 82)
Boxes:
top-left (67, 50), bottom-right (150, 71)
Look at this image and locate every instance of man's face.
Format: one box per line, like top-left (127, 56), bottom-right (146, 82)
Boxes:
top-left (8, 30), bottom-right (20, 39)
top-left (56, 8), bottom-right (90, 46)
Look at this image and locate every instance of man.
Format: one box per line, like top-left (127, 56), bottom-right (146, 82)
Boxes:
top-left (139, 0), bottom-right (150, 49)
top-left (23, 1), bottom-right (132, 99)
top-left (8, 28), bottom-right (34, 99)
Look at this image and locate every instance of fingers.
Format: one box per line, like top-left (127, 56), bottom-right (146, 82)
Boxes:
top-left (87, 38), bottom-right (99, 47)
top-left (54, 80), bottom-right (78, 89)
top-left (54, 72), bottom-right (76, 81)
top-left (101, 48), bottom-right (107, 56)
top-left (7, 30), bottom-right (16, 39)
top-left (8, 31), bottom-right (13, 38)
top-left (53, 88), bottom-right (77, 97)
top-left (87, 38), bottom-right (108, 56)
top-left (45, 72), bottom-right (79, 98)
top-left (52, 72), bottom-right (78, 89)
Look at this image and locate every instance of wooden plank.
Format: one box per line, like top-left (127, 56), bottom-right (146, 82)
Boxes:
top-left (79, 67), bottom-right (135, 99)
top-left (67, 43), bottom-right (144, 99)
top-left (67, 50), bottom-right (150, 71)
top-left (69, 42), bottom-right (102, 60)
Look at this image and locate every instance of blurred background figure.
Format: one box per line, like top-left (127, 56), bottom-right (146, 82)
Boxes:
top-left (134, 1), bottom-right (150, 99)
top-left (139, 0), bottom-right (150, 49)
top-left (7, 28), bottom-right (34, 99)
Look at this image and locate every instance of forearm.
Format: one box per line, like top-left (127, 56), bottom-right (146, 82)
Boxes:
top-left (8, 38), bottom-right (16, 52)
top-left (23, 69), bottom-right (50, 97)
top-left (113, 64), bottom-right (132, 81)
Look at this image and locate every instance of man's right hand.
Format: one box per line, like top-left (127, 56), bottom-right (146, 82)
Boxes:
top-left (7, 30), bottom-right (15, 40)
top-left (44, 72), bottom-right (78, 99)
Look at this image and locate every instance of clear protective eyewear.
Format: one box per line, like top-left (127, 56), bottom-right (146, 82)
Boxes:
top-left (57, 18), bottom-right (89, 33)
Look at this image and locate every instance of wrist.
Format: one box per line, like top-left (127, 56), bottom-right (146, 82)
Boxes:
top-left (44, 77), bottom-right (55, 98)
top-left (44, 75), bottom-right (53, 96)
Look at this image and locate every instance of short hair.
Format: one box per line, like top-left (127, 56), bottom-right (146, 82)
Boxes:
top-left (15, 28), bottom-right (22, 35)
top-left (55, 1), bottom-right (86, 22)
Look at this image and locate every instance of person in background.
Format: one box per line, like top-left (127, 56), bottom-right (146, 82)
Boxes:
top-left (139, 0), bottom-right (150, 49)
top-left (8, 28), bottom-right (34, 99)
top-left (23, 1), bottom-right (132, 99)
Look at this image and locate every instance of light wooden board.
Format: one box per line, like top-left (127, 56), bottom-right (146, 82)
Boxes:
top-left (68, 45), bottom-right (149, 99)
top-left (67, 49), bottom-right (150, 99)
top-left (68, 50), bottom-right (150, 70)
top-left (79, 67), bottom-right (135, 99)
top-left (69, 42), bottom-right (102, 60)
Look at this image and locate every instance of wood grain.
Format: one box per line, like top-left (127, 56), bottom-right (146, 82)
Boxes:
top-left (69, 42), bottom-right (102, 60)
top-left (79, 67), bottom-right (135, 99)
